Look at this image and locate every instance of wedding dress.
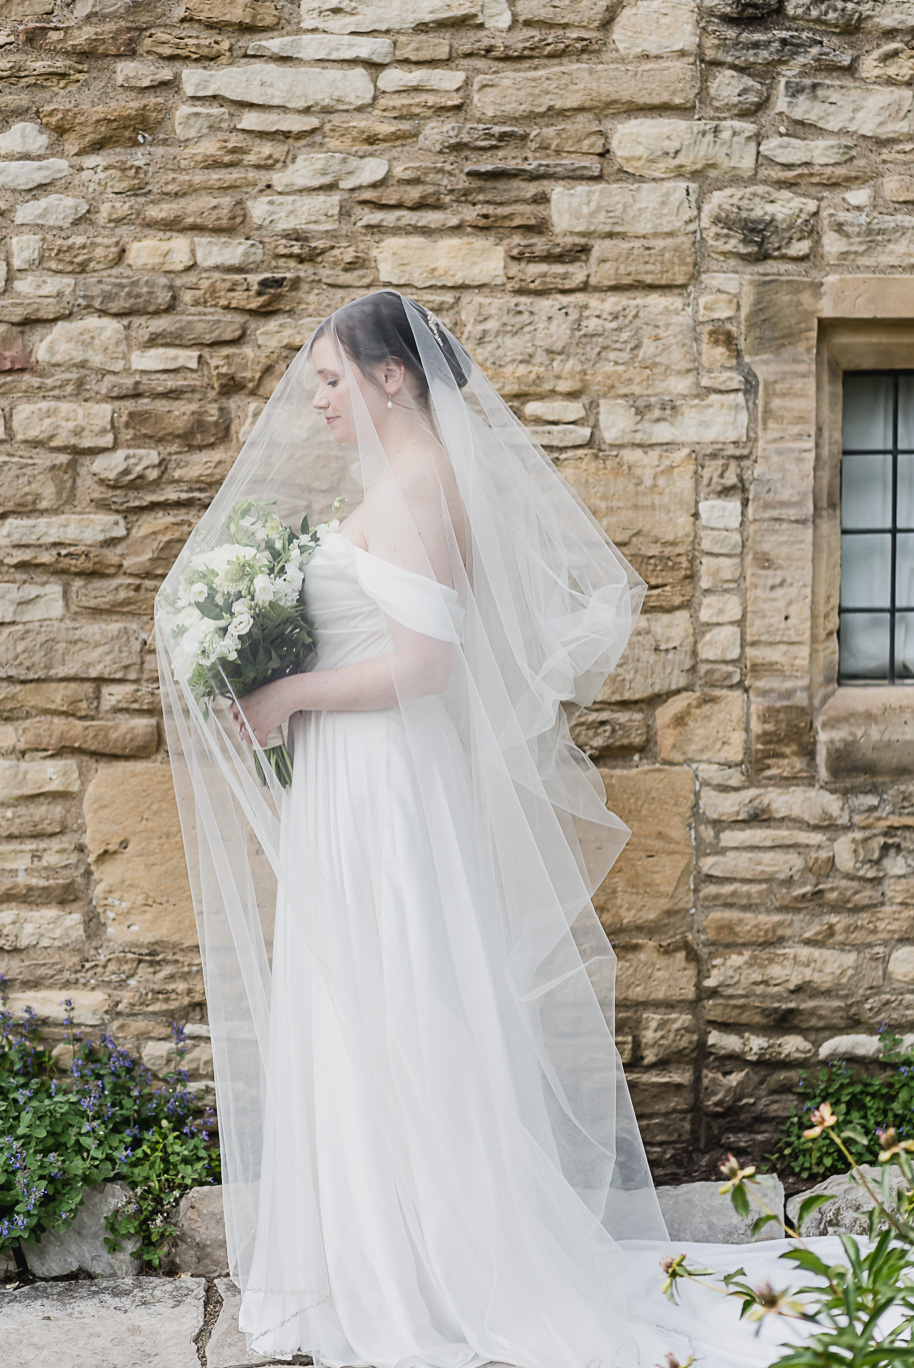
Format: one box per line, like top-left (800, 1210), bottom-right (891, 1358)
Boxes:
top-left (156, 292), bottom-right (843, 1368)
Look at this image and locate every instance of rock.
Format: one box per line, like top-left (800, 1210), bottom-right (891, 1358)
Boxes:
top-left (704, 0), bottom-right (778, 13)
top-left (787, 1166), bottom-right (909, 1238)
top-left (777, 77), bottom-right (914, 139)
top-left (708, 1029), bottom-right (814, 1061)
top-left (589, 236), bottom-right (695, 286)
top-left (41, 101), bottom-right (165, 153)
top-left (78, 275), bottom-right (175, 314)
top-left (597, 611), bottom-right (694, 702)
top-left (0, 514), bottom-right (126, 544)
top-left (708, 70), bottom-right (767, 114)
top-left (273, 151), bottom-right (388, 190)
top-left (378, 66), bottom-right (465, 92)
top-left (861, 42), bottom-right (914, 83)
top-left (612, 0), bottom-right (697, 56)
top-left (526, 423), bottom-right (591, 447)
top-left (144, 28), bottom-right (231, 60)
top-left (249, 33), bottom-right (393, 61)
top-left (823, 209), bottom-right (914, 264)
top-left (249, 193), bottom-right (340, 229)
top-left (206, 1278), bottom-right (276, 1368)
top-left (0, 758), bottom-right (81, 797)
top-left (37, 318), bottom-right (128, 372)
top-left (760, 135), bottom-right (855, 165)
top-left (236, 110), bottom-right (321, 137)
top-left (0, 121), bottom-right (49, 154)
top-left (141, 196), bottom-right (245, 232)
top-left (701, 186), bottom-right (818, 259)
top-left (599, 393), bottom-right (748, 445)
top-left (181, 63), bottom-right (375, 110)
top-left (193, 238), bottom-right (263, 269)
top-left (611, 118), bottom-right (757, 177)
top-left (615, 937), bottom-right (698, 1004)
top-left (553, 182), bottom-right (697, 235)
top-left (641, 1011), bottom-right (699, 1065)
top-left (699, 785), bottom-right (846, 824)
top-left (596, 766), bottom-right (694, 929)
top-left (474, 61), bottom-right (697, 117)
top-left (0, 583), bottom-right (65, 621)
top-left (514, 0), bottom-right (608, 18)
top-left (704, 29), bottom-right (853, 68)
top-left (570, 706), bottom-right (648, 758)
top-left (376, 235), bottom-right (504, 286)
top-left (43, 237), bottom-right (124, 272)
top-left (656, 691), bottom-right (744, 763)
top-left (19, 717), bottom-right (159, 756)
top-left (420, 121), bottom-right (524, 151)
top-left (658, 1176), bottom-right (786, 1242)
top-left (179, 273), bottom-right (297, 310)
top-left (0, 1277), bottom-right (206, 1368)
top-left (0, 624), bottom-right (142, 681)
top-left (173, 104), bottom-right (230, 139)
top-left (14, 194), bottom-right (89, 226)
top-left (180, 0), bottom-right (281, 23)
top-left (126, 239), bottom-right (195, 271)
top-left (0, 458), bottom-right (71, 514)
top-left (12, 401), bottom-right (114, 450)
top-left (781, 0), bottom-right (860, 24)
top-left (122, 405), bottom-right (230, 446)
top-left (817, 1033), bottom-right (883, 1060)
top-left (0, 909), bottom-right (84, 950)
top-left (21, 1182), bottom-right (141, 1277)
top-left (85, 762), bottom-right (196, 947)
top-left (137, 315), bottom-right (245, 345)
top-left (300, 0), bottom-right (510, 30)
top-left (530, 123), bottom-right (604, 154)
top-left (92, 448), bottom-right (161, 484)
top-left (561, 447), bottom-right (695, 551)
top-left (706, 946), bottom-right (858, 996)
top-left (116, 59), bottom-right (174, 86)
top-left (0, 158), bottom-right (69, 190)
top-left (171, 1184), bottom-right (228, 1276)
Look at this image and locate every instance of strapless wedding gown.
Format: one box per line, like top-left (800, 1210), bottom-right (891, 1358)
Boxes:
top-left (237, 530), bottom-right (841, 1368)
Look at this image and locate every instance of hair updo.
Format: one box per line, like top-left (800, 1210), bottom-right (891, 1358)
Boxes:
top-left (312, 290), bottom-right (469, 400)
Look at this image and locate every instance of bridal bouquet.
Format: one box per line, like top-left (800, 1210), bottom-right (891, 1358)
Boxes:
top-left (157, 497), bottom-right (340, 787)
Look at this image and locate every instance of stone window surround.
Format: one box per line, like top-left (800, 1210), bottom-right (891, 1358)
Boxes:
top-left (744, 276), bottom-right (914, 785)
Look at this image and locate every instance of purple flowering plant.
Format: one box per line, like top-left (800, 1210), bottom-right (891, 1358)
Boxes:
top-left (0, 977), bottom-right (220, 1271)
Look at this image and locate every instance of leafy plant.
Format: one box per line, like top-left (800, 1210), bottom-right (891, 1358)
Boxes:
top-left (661, 1104), bottom-right (914, 1368)
top-left (0, 978), bottom-right (220, 1271)
top-left (769, 1027), bottom-right (914, 1183)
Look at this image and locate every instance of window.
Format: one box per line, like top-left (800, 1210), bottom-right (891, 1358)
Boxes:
top-left (839, 370), bottom-right (914, 684)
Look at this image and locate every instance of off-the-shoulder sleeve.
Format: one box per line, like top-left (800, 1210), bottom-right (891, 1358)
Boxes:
top-left (350, 545), bottom-right (465, 644)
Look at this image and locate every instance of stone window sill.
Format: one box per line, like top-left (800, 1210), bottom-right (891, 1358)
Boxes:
top-left (817, 686), bottom-right (914, 780)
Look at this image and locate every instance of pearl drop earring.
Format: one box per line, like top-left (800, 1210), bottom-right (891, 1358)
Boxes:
top-left (387, 397), bottom-right (394, 409)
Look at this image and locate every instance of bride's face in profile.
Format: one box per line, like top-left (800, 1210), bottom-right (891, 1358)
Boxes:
top-left (311, 334), bottom-right (395, 446)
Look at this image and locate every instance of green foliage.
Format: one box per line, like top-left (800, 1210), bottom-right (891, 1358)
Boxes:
top-left (770, 1028), bottom-right (914, 1183)
top-left (0, 980), bottom-right (219, 1270)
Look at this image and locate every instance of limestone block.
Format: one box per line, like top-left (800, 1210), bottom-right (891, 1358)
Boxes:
top-left (656, 691), bottom-right (744, 763)
top-left (474, 61), bottom-right (697, 118)
top-left (461, 294), bottom-right (697, 395)
top-left (0, 1277), bottom-right (206, 1368)
top-left (174, 105), bottom-right (231, 139)
top-left (299, 0), bottom-right (511, 30)
top-left (708, 1027), bottom-right (813, 1061)
top-left (377, 236), bottom-right (505, 286)
top-left (0, 580), bottom-right (62, 624)
top-left (12, 274), bottom-right (73, 300)
top-left (701, 785), bottom-right (846, 824)
top-left (182, 63), bottom-right (374, 110)
top-left (184, 271), bottom-right (297, 310)
top-left (255, 318), bottom-right (319, 347)
top-left (589, 236), bottom-right (695, 287)
top-left (611, 119), bottom-right (757, 177)
top-left (817, 687), bottom-right (914, 780)
top-left (707, 946), bottom-right (858, 996)
top-left (91, 449), bottom-right (161, 485)
top-left (559, 447), bottom-right (694, 550)
top-left (19, 718), bottom-right (158, 756)
top-left (190, 239), bottom-right (262, 271)
top-left (525, 399), bottom-right (586, 422)
top-left (116, 60), bottom-right (174, 86)
top-left (515, 0), bottom-right (608, 18)
top-left (701, 187), bottom-right (818, 259)
top-left (596, 765), bottom-right (694, 928)
top-left (708, 70), bottom-right (766, 115)
top-left (890, 947), bottom-right (914, 983)
top-left (248, 33), bottom-right (393, 60)
top-left (0, 758), bottom-right (80, 798)
top-left (12, 401), bottom-right (114, 450)
top-left (818, 1034), bottom-right (883, 1060)
top-left (41, 238), bottom-right (123, 274)
top-left (615, 937), bottom-right (698, 1004)
top-left (640, 1011), bottom-right (698, 1064)
top-left (776, 77), bottom-right (914, 138)
top-left (5, 988), bottom-right (109, 1025)
top-left (612, 0), bottom-right (698, 56)
top-left (122, 406), bottom-right (230, 447)
top-left (126, 239), bottom-right (195, 271)
top-left (787, 1166), bottom-right (908, 1239)
top-left (699, 624), bottom-right (740, 661)
top-left (658, 1176), bottom-right (785, 1243)
top-left (249, 193), bottom-right (340, 229)
top-left (0, 624), bottom-right (143, 681)
top-left (171, 1185), bottom-right (228, 1277)
top-left (861, 42), bottom-right (914, 83)
top-left (524, 424), bottom-right (590, 447)
top-left (236, 110), bottom-right (321, 135)
top-left (378, 67), bottom-right (465, 92)
top-left (553, 183), bottom-right (696, 235)
top-left (699, 498), bottom-right (741, 529)
top-left (760, 135), bottom-right (855, 166)
top-left (142, 197), bottom-right (245, 231)
top-left (180, 0), bottom-right (281, 23)
top-left (20, 1183), bottom-right (139, 1278)
top-left (14, 194), bottom-right (89, 226)
top-left (0, 158), bottom-right (69, 190)
top-left (85, 763), bottom-right (196, 947)
top-left (0, 515), bottom-right (126, 545)
top-left (273, 152), bottom-right (388, 190)
top-left (0, 908), bottom-right (84, 950)
top-left (11, 236), bottom-right (42, 271)
top-left (823, 210), bottom-right (914, 265)
top-left (131, 347), bottom-right (201, 370)
top-left (207, 1278), bottom-right (276, 1368)
top-left (41, 102), bottom-right (166, 154)
top-left (700, 593), bottom-right (741, 623)
top-left (0, 122), bottom-right (49, 155)
top-left (597, 610), bottom-right (694, 702)
top-left (36, 318), bottom-right (128, 372)
top-left (599, 393), bottom-right (748, 445)
top-left (78, 276), bottom-right (175, 315)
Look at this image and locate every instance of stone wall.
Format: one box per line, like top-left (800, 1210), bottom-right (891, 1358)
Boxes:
top-left (3, 0), bottom-right (914, 1177)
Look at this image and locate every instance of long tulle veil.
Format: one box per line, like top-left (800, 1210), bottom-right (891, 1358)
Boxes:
top-left (154, 289), bottom-right (667, 1311)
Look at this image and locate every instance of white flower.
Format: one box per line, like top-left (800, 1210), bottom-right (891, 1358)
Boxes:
top-left (328, 518), bottom-right (341, 531)
top-left (189, 582), bottom-right (208, 603)
top-left (232, 598), bottom-right (252, 616)
top-left (316, 522), bottom-right (329, 538)
top-left (252, 574), bottom-right (274, 605)
top-left (233, 612), bottom-right (254, 636)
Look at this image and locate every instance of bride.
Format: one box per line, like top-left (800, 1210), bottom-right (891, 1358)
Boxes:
top-left (156, 291), bottom-right (835, 1368)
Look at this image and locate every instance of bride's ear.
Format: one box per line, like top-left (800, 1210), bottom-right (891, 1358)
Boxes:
top-left (382, 356), bottom-right (406, 397)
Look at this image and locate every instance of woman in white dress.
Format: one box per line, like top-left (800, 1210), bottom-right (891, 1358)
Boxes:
top-left (156, 292), bottom-right (835, 1368)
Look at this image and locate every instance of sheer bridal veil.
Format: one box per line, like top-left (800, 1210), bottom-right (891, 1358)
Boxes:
top-left (155, 289), bottom-right (667, 1300)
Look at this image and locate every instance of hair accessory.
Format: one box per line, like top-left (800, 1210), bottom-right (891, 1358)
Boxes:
top-left (425, 310), bottom-right (443, 347)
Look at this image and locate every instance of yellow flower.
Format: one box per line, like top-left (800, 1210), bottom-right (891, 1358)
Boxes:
top-left (803, 1102), bottom-right (838, 1139)
top-left (718, 1152), bottom-right (756, 1195)
top-left (877, 1127), bottom-right (914, 1162)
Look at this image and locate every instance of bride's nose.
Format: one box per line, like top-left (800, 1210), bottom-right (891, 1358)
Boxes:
top-left (312, 389), bottom-right (328, 411)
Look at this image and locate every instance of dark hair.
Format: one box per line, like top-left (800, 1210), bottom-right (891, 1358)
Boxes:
top-left (312, 290), bottom-right (469, 398)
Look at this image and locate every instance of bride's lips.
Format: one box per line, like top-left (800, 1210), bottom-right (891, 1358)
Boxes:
top-left (325, 415), bottom-right (340, 424)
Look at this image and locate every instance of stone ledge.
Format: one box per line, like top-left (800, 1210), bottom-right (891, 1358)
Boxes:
top-left (817, 686), bottom-right (914, 781)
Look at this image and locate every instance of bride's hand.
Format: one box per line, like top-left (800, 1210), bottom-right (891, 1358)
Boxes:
top-left (230, 677), bottom-right (295, 748)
